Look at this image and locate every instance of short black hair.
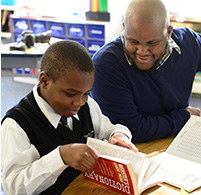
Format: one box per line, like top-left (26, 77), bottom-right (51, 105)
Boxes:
top-left (41, 40), bottom-right (94, 82)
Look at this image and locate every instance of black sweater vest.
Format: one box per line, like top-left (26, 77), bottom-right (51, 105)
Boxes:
top-left (2, 91), bottom-right (94, 194)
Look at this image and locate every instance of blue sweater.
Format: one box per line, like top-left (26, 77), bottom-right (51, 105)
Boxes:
top-left (91, 27), bottom-right (201, 143)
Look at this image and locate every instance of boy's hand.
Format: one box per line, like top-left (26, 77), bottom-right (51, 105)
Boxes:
top-left (109, 133), bottom-right (138, 152)
top-left (59, 144), bottom-right (99, 173)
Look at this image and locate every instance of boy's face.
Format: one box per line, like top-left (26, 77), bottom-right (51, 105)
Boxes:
top-left (40, 70), bottom-right (95, 117)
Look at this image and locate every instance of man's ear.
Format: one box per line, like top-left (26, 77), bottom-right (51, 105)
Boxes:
top-left (167, 25), bottom-right (173, 39)
top-left (122, 21), bottom-right (125, 30)
top-left (39, 71), bottom-right (50, 88)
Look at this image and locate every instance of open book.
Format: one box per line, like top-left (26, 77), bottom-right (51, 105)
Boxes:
top-left (152, 115), bottom-right (201, 192)
top-left (84, 137), bottom-right (161, 195)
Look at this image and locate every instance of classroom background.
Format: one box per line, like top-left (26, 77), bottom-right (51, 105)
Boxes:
top-left (1, 0), bottom-right (201, 194)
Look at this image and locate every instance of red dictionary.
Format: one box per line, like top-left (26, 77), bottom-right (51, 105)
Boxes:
top-left (84, 155), bottom-right (137, 195)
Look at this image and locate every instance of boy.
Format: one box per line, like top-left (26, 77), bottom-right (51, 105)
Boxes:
top-left (1, 40), bottom-right (137, 195)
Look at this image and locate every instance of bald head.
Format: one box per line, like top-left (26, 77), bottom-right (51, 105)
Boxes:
top-left (122, 0), bottom-right (173, 71)
top-left (125, 0), bottom-right (169, 27)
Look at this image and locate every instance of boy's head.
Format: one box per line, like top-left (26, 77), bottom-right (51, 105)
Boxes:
top-left (39, 40), bottom-right (95, 117)
top-left (41, 40), bottom-right (94, 82)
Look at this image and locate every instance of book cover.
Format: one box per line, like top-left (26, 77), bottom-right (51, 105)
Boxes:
top-left (84, 154), bottom-right (137, 195)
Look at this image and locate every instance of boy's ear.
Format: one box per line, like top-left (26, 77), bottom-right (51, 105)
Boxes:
top-left (39, 71), bottom-right (50, 88)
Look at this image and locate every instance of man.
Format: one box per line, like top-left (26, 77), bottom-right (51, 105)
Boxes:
top-left (91, 0), bottom-right (201, 143)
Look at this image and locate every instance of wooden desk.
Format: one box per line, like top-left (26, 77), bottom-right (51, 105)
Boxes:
top-left (62, 137), bottom-right (201, 195)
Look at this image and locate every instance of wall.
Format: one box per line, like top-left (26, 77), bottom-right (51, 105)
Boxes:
top-left (14, 0), bottom-right (131, 21)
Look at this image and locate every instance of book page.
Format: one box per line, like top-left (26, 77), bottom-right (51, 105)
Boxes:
top-left (167, 116), bottom-right (201, 164)
top-left (138, 158), bottom-right (160, 191)
top-left (139, 172), bottom-right (162, 195)
top-left (87, 137), bottom-right (146, 178)
top-left (152, 152), bottom-right (201, 192)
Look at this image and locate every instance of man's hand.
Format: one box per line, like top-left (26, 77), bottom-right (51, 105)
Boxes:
top-left (59, 143), bottom-right (99, 173)
top-left (185, 106), bottom-right (200, 116)
top-left (109, 133), bottom-right (138, 152)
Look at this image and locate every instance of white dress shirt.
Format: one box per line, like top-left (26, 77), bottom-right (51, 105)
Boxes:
top-left (1, 83), bottom-right (132, 195)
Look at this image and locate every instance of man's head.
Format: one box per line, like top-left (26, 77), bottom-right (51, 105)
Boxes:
top-left (39, 40), bottom-right (95, 117)
top-left (123, 0), bottom-right (173, 71)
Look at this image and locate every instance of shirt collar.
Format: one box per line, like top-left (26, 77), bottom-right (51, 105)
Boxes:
top-left (169, 37), bottom-right (181, 54)
top-left (157, 37), bottom-right (181, 69)
top-left (33, 82), bottom-right (79, 128)
top-left (121, 33), bottom-right (181, 69)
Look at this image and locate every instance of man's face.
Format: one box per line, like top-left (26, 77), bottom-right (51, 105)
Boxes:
top-left (124, 19), bottom-right (172, 71)
top-left (40, 70), bottom-right (95, 117)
